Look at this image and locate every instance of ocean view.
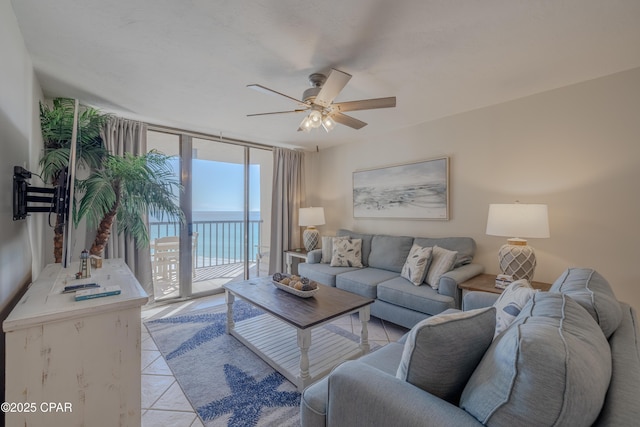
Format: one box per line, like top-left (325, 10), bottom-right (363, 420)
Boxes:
top-left (150, 211), bottom-right (264, 265)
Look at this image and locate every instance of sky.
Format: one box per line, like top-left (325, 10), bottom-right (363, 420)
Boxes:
top-left (170, 158), bottom-right (261, 212)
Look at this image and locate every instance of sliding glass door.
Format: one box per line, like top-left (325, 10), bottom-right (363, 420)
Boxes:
top-left (147, 130), bottom-right (271, 302)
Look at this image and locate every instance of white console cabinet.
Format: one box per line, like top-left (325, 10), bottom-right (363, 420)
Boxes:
top-left (3, 259), bottom-right (148, 427)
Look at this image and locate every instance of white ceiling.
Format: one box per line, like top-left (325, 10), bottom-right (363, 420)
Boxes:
top-left (10, 0), bottom-right (640, 151)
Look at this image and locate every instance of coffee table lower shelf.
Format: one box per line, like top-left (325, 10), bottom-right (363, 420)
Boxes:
top-left (230, 314), bottom-right (364, 391)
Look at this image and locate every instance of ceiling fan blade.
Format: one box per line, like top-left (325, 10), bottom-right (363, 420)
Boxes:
top-left (247, 84), bottom-right (307, 107)
top-left (333, 96), bottom-right (396, 112)
top-left (247, 109), bottom-right (308, 117)
top-left (332, 112), bottom-right (367, 130)
top-left (314, 69), bottom-right (352, 107)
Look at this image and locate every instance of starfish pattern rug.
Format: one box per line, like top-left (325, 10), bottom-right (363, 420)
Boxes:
top-left (145, 300), bottom-right (363, 426)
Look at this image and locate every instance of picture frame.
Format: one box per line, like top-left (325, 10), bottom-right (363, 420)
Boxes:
top-left (353, 156), bottom-right (449, 220)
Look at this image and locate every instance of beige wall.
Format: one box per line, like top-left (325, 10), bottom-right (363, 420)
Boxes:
top-left (307, 67), bottom-right (640, 311)
top-left (0, 0), bottom-right (45, 312)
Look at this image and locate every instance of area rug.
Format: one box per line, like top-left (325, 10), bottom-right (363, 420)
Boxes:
top-left (145, 301), bottom-right (369, 427)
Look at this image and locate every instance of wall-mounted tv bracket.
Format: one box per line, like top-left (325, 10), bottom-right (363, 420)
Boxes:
top-left (13, 166), bottom-right (68, 223)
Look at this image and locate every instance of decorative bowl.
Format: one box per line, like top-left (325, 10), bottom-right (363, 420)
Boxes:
top-left (272, 279), bottom-right (319, 298)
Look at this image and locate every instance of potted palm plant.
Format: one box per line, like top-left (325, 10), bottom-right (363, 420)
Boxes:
top-left (77, 150), bottom-right (184, 257)
top-left (40, 97), bottom-right (184, 261)
top-left (39, 98), bottom-right (110, 262)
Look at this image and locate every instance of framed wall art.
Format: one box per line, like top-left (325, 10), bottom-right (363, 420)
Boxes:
top-left (353, 157), bottom-right (449, 220)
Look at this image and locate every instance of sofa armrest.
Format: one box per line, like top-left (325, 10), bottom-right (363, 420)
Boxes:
top-left (306, 249), bottom-right (323, 264)
top-left (438, 263), bottom-right (485, 308)
top-left (462, 291), bottom-right (500, 311)
top-left (326, 361), bottom-right (482, 427)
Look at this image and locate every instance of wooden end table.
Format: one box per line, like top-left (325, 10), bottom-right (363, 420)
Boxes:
top-left (459, 273), bottom-right (552, 294)
top-left (284, 248), bottom-right (309, 274)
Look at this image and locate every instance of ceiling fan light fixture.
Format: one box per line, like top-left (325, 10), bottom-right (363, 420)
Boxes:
top-left (247, 68), bottom-right (397, 133)
top-left (322, 115), bottom-right (336, 132)
top-left (308, 110), bottom-right (322, 128)
top-left (300, 116), bottom-right (313, 132)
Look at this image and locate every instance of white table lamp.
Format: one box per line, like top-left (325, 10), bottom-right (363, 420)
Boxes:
top-left (486, 203), bottom-right (550, 282)
top-left (299, 207), bottom-right (325, 251)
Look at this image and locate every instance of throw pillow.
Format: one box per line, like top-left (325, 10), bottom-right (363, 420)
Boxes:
top-left (425, 245), bottom-right (458, 289)
top-left (492, 279), bottom-right (535, 338)
top-left (396, 307), bottom-right (496, 404)
top-left (400, 244), bottom-right (433, 286)
top-left (550, 268), bottom-right (622, 338)
top-left (330, 237), bottom-right (363, 268)
top-left (321, 236), bottom-right (348, 264)
top-left (460, 293), bottom-right (611, 427)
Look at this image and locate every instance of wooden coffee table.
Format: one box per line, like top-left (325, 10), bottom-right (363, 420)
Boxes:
top-left (223, 277), bottom-right (374, 391)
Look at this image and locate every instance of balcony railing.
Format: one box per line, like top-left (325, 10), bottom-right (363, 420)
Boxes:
top-left (149, 219), bottom-right (263, 270)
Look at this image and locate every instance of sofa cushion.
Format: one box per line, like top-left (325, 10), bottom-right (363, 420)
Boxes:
top-left (492, 279), bottom-right (535, 338)
top-left (550, 267), bottom-right (622, 338)
top-left (330, 237), bottom-right (363, 268)
top-left (396, 307), bottom-right (495, 404)
top-left (301, 342), bottom-right (406, 425)
top-left (377, 277), bottom-right (456, 316)
top-left (368, 234), bottom-right (414, 272)
top-left (337, 229), bottom-right (374, 266)
top-left (359, 341), bottom-right (406, 375)
top-left (297, 262), bottom-right (360, 287)
top-left (401, 244), bottom-right (433, 286)
top-left (425, 246), bottom-right (457, 289)
top-left (414, 236), bottom-right (476, 268)
top-left (336, 268), bottom-right (400, 299)
top-left (460, 292), bottom-right (612, 427)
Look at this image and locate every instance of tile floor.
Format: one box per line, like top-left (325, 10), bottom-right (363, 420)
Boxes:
top-left (140, 293), bottom-right (408, 427)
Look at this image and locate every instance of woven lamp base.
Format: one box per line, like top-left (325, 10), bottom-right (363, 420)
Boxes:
top-left (498, 242), bottom-right (537, 282)
top-left (303, 227), bottom-right (320, 251)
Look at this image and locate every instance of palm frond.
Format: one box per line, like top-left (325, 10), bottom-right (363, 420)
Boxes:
top-left (39, 98), bottom-right (110, 181)
top-left (115, 203), bottom-right (152, 248)
top-left (76, 170), bottom-right (117, 227)
top-left (39, 148), bottom-right (70, 183)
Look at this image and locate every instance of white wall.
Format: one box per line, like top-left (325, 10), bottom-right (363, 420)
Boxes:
top-left (0, 0), bottom-right (45, 313)
top-left (308, 67), bottom-right (640, 311)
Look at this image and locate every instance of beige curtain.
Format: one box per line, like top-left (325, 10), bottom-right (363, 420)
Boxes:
top-left (99, 117), bottom-right (154, 301)
top-left (269, 148), bottom-right (305, 274)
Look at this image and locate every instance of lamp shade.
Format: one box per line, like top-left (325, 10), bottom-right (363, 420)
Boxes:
top-left (299, 207), bottom-right (325, 227)
top-left (486, 204), bottom-right (550, 239)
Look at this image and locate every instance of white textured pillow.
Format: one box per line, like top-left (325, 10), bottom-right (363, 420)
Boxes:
top-left (425, 246), bottom-right (458, 289)
top-left (330, 237), bottom-right (363, 267)
top-left (493, 279), bottom-right (535, 337)
top-left (321, 236), bottom-right (348, 264)
top-left (401, 244), bottom-right (433, 286)
top-left (396, 307), bottom-right (496, 404)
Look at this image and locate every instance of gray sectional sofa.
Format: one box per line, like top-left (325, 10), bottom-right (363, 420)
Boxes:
top-left (298, 229), bottom-right (484, 328)
top-left (301, 268), bottom-right (640, 426)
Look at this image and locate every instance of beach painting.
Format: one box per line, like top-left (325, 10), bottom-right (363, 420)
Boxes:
top-left (353, 157), bottom-right (449, 220)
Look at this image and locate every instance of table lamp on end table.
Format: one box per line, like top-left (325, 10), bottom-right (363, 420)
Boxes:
top-left (486, 203), bottom-right (550, 282)
top-left (299, 207), bottom-right (325, 251)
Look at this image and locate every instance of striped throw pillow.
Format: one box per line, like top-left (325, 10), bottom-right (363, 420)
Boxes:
top-left (425, 246), bottom-right (458, 289)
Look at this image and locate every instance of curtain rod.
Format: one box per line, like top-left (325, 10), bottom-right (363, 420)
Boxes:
top-left (146, 123), bottom-right (274, 151)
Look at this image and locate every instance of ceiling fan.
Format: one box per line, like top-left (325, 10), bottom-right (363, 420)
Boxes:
top-left (247, 69), bottom-right (396, 132)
